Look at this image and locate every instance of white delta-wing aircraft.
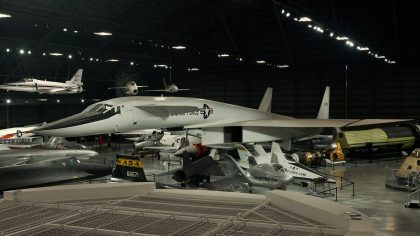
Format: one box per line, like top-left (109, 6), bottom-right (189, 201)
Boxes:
top-left (0, 69), bottom-right (83, 94)
top-left (33, 86), bottom-right (409, 144)
top-left (145, 77), bottom-right (190, 93)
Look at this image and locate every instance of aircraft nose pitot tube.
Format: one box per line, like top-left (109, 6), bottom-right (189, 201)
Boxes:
top-left (174, 144), bottom-right (209, 159)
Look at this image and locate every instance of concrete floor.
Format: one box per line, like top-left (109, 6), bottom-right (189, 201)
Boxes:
top-left (135, 155), bottom-right (420, 236)
top-left (3, 143), bottom-right (420, 235)
top-left (325, 161), bottom-right (420, 236)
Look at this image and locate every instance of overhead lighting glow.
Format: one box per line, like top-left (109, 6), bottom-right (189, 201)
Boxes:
top-left (93, 31), bottom-right (112, 36)
top-left (357, 46), bottom-right (369, 51)
top-left (154, 64), bottom-right (168, 69)
top-left (308, 24), bottom-right (313, 28)
top-left (256, 60), bottom-right (266, 64)
top-left (6, 48), bottom-right (10, 52)
top-left (89, 57), bottom-right (93, 61)
top-left (314, 26), bottom-right (324, 33)
top-left (329, 32), bottom-right (334, 37)
top-left (68, 54), bottom-right (72, 59)
top-left (389, 61), bottom-right (396, 64)
top-left (0, 13), bottom-right (11, 18)
top-left (281, 9), bottom-right (285, 14)
top-left (172, 45), bottom-right (186, 50)
top-left (285, 12), bottom-right (290, 17)
top-left (95, 58), bottom-right (99, 61)
top-left (187, 67), bottom-right (199, 71)
top-left (27, 50), bottom-right (31, 55)
top-left (42, 52), bottom-right (46, 56)
top-left (107, 59), bottom-right (119, 62)
top-left (298, 17), bottom-right (312, 22)
top-left (6, 99), bottom-right (11, 104)
top-left (277, 64), bottom-right (289, 68)
top-left (63, 28), bottom-right (67, 32)
top-left (56, 99), bottom-right (60, 103)
top-left (218, 53), bottom-right (230, 58)
top-left (19, 49), bottom-right (24, 54)
top-left (81, 98), bottom-right (85, 103)
top-left (73, 30), bottom-right (78, 34)
top-left (49, 52), bottom-right (63, 56)
top-left (345, 40), bottom-right (354, 47)
top-left (130, 61), bottom-right (134, 66)
top-left (336, 36), bottom-right (349, 41)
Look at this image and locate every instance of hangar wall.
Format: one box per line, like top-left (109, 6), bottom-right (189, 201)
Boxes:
top-left (0, 63), bottom-right (417, 128)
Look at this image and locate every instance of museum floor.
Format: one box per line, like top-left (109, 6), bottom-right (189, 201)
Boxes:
top-left (135, 155), bottom-right (420, 236)
top-left (2, 146), bottom-right (420, 235)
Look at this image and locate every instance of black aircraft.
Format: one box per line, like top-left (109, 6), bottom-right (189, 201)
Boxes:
top-left (0, 157), bottom-right (112, 192)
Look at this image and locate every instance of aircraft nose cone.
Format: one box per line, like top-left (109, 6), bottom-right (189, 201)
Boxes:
top-left (86, 150), bottom-right (99, 158)
top-left (174, 146), bottom-right (195, 157)
top-left (283, 173), bottom-right (294, 185)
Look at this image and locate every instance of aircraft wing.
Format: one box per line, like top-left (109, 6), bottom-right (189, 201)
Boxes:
top-left (38, 88), bottom-right (66, 93)
top-left (185, 118), bottom-right (412, 129)
top-left (144, 89), bottom-right (166, 92)
top-left (136, 106), bottom-right (200, 118)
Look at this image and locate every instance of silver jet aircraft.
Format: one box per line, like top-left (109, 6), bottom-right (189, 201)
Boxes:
top-left (0, 69), bottom-right (83, 94)
top-left (145, 77), bottom-right (190, 93)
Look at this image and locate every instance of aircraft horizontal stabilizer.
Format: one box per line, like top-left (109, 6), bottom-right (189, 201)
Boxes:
top-left (136, 106), bottom-right (200, 118)
top-left (144, 89), bottom-right (166, 92)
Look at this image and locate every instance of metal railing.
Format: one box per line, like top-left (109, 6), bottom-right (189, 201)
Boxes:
top-left (313, 174), bottom-right (355, 202)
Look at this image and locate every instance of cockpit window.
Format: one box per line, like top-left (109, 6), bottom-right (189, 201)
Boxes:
top-left (18, 78), bottom-right (33, 83)
top-left (273, 164), bottom-right (285, 172)
top-left (83, 103), bottom-right (114, 113)
top-left (97, 104), bottom-right (113, 113)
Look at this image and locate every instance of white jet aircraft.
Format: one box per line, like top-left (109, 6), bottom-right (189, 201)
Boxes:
top-left (236, 142), bottom-right (335, 184)
top-left (33, 86), bottom-right (408, 144)
top-left (0, 69), bottom-right (83, 94)
top-left (145, 77), bottom-right (190, 93)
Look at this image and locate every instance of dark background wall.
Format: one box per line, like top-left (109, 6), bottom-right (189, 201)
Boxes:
top-left (0, 0), bottom-right (419, 128)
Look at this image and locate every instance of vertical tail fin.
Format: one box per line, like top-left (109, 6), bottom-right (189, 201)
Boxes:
top-left (67, 69), bottom-right (83, 85)
top-left (235, 144), bottom-right (252, 169)
top-left (270, 142), bottom-right (289, 167)
top-left (317, 86), bottom-right (330, 119)
top-left (258, 87), bottom-right (272, 112)
top-left (254, 144), bottom-right (267, 157)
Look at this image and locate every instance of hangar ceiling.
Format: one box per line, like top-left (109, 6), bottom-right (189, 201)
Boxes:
top-left (0, 0), bottom-right (419, 126)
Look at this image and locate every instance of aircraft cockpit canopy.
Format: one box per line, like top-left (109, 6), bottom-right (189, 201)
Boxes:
top-left (18, 78), bottom-right (33, 82)
top-left (83, 103), bottom-right (114, 113)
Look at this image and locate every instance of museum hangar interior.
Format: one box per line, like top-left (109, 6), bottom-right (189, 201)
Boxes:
top-left (0, 1), bottom-right (420, 236)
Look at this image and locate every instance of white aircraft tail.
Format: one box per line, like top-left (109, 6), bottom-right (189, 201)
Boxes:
top-left (270, 142), bottom-right (289, 167)
top-left (254, 144), bottom-right (267, 157)
top-left (235, 144), bottom-right (253, 169)
top-left (66, 69), bottom-right (83, 86)
top-left (258, 87), bottom-right (272, 112)
top-left (316, 86), bottom-right (330, 119)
